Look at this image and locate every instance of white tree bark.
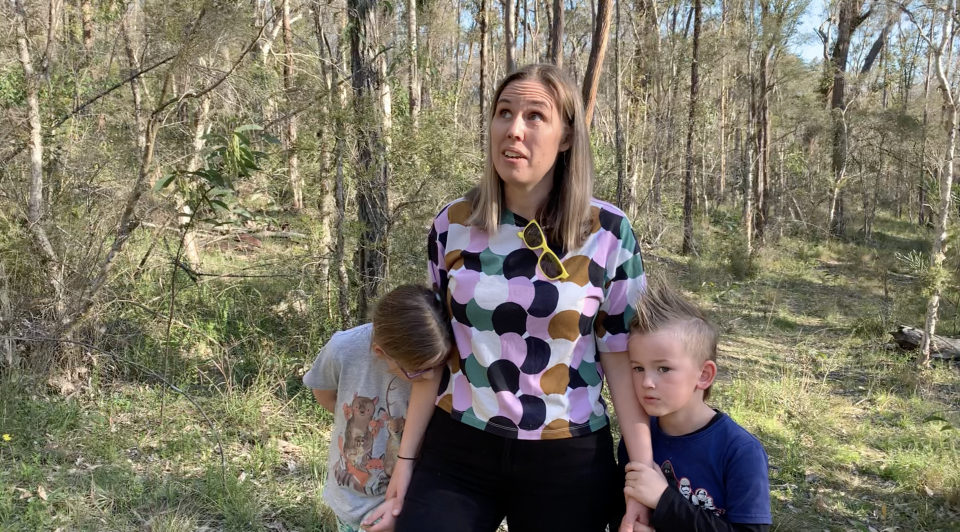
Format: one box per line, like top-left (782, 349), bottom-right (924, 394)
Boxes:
top-left (920, 5), bottom-right (958, 365)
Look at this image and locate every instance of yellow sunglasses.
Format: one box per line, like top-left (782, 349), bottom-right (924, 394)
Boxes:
top-left (518, 220), bottom-right (570, 280)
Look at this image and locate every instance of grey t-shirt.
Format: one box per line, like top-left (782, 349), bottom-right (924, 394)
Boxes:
top-left (303, 323), bottom-right (412, 524)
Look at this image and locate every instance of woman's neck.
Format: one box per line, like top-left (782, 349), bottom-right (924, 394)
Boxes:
top-left (503, 169), bottom-right (555, 222)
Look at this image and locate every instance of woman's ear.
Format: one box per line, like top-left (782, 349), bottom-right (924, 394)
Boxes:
top-left (696, 360), bottom-right (717, 391)
top-left (559, 125), bottom-right (572, 153)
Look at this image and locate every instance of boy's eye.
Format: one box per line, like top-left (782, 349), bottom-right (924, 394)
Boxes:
top-left (528, 112), bottom-right (543, 121)
top-left (658, 367), bottom-right (671, 373)
top-left (632, 366), bottom-right (644, 372)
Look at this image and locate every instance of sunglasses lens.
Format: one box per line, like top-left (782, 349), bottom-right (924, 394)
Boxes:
top-left (540, 254), bottom-right (564, 279)
top-left (523, 224), bottom-right (544, 247)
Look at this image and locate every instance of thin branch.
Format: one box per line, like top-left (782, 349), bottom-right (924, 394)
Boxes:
top-left (0, 54), bottom-right (177, 170)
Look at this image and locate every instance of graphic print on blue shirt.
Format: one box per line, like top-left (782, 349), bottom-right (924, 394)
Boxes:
top-left (659, 459), bottom-right (724, 515)
top-left (617, 412), bottom-right (773, 525)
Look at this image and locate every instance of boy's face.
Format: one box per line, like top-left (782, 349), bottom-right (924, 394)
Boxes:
top-left (627, 328), bottom-right (716, 418)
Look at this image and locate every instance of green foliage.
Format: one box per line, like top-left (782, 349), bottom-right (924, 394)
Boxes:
top-left (0, 66), bottom-right (25, 107)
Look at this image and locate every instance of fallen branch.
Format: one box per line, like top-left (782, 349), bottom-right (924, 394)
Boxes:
top-left (890, 325), bottom-right (960, 360)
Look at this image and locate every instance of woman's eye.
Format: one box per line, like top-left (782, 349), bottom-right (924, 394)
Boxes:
top-left (528, 112), bottom-right (543, 121)
top-left (499, 109), bottom-right (512, 119)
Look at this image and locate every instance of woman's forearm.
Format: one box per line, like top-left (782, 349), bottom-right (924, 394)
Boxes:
top-left (600, 351), bottom-right (652, 466)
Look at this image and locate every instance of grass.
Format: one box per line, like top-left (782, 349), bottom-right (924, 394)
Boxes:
top-left (2, 212), bottom-right (959, 531)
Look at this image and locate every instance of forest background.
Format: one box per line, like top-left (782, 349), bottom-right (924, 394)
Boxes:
top-left (2, 0), bottom-right (960, 529)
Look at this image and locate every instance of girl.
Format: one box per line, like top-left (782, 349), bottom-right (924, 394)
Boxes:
top-left (379, 64), bottom-right (653, 532)
top-left (304, 284), bottom-right (450, 532)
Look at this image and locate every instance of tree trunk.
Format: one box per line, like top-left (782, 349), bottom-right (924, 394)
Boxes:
top-left (828, 0), bottom-right (868, 237)
top-left (81, 0), bottom-right (94, 53)
top-left (754, 44), bottom-right (772, 245)
top-left (283, 0), bottom-right (303, 210)
top-left (480, 0), bottom-right (488, 127)
top-left (14, 0), bottom-right (66, 321)
top-left (181, 96), bottom-right (210, 269)
top-left (614, 0), bottom-right (624, 209)
top-left (350, 0), bottom-right (391, 319)
top-left (333, 5), bottom-right (351, 325)
top-left (919, 13), bottom-right (934, 227)
top-left (505, 0), bottom-right (517, 72)
top-left (408, 0), bottom-right (421, 127)
top-left (681, 0), bottom-right (700, 255)
top-left (920, 10), bottom-right (958, 366)
top-left (0, 257), bottom-right (14, 367)
top-left (582, 0), bottom-right (612, 127)
top-left (549, 0), bottom-right (563, 66)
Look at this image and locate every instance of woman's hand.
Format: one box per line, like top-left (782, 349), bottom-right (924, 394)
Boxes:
top-left (624, 461), bottom-right (669, 510)
top-left (385, 459), bottom-right (415, 517)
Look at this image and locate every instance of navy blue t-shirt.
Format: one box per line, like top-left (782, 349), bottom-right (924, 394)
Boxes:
top-left (618, 411), bottom-right (772, 525)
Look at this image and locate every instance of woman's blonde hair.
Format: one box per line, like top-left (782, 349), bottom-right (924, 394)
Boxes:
top-left (372, 284), bottom-right (451, 370)
top-left (631, 278), bottom-right (719, 400)
top-left (466, 63), bottom-right (594, 251)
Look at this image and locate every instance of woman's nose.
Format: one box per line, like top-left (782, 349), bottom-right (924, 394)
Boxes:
top-left (506, 116), bottom-right (524, 140)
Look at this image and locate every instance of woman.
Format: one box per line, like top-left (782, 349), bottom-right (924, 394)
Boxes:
top-left (388, 64), bottom-right (652, 532)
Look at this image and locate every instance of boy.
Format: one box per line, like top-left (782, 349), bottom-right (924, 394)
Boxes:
top-left (618, 281), bottom-right (772, 532)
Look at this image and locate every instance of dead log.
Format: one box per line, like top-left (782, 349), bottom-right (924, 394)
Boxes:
top-left (890, 325), bottom-right (960, 360)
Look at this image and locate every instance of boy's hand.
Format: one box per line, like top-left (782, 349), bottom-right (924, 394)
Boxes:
top-left (362, 498), bottom-right (397, 532)
top-left (385, 459), bottom-right (415, 517)
top-left (624, 461), bottom-right (669, 509)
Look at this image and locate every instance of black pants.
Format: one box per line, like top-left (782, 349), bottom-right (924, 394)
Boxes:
top-left (395, 408), bottom-right (625, 532)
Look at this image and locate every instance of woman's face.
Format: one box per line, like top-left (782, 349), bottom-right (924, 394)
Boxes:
top-left (491, 79), bottom-right (571, 192)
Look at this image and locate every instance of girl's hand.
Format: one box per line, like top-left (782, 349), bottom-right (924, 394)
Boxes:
top-left (624, 461), bottom-right (669, 510)
top-left (385, 458), bottom-right (415, 516)
top-left (620, 496), bottom-right (651, 532)
top-left (362, 499), bottom-right (397, 532)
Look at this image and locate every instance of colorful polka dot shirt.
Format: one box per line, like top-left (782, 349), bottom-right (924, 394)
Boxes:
top-left (428, 197), bottom-right (647, 440)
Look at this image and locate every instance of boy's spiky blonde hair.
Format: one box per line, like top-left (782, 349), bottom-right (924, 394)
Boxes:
top-left (631, 278), bottom-right (719, 400)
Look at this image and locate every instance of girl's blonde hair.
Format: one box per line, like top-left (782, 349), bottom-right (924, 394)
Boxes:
top-left (372, 285), bottom-right (451, 370)
top-left (466, 63), bottom-right (594, 251)
top-left (631, 278), bottom-right (719, 400)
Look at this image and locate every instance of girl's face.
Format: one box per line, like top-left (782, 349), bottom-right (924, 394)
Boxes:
top-left (491, 80), bottom-right (571, 193)
top-left (373, 344), bottom-right (441, 383)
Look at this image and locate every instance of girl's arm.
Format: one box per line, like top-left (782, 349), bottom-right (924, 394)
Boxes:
top-left (311, 389), bottom-right (337, 413)
top-left (383, 374), bottom-right (442, 512)
top-left (600, 351), bottom-right (653, 466)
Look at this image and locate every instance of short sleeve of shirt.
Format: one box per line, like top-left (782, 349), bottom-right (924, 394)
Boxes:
top-left (427, 203), bottom-right (453, 296)
top-left (303, 334), bottom-right (343, 391)
top-left (721, 440), bottom-right (773, 524)
top-left (596, 209), bottom-right (646, 353)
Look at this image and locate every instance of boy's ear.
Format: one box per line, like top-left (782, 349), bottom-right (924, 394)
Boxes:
top-left (696, 361), bottom-right (717, 391)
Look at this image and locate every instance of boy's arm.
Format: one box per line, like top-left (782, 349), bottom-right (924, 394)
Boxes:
top-left (312, 389), bottom-right (337, 413)
top-left (599, 350), bottom-right (653, 532)
top-left (648, 489), bottom-right (770, 532)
